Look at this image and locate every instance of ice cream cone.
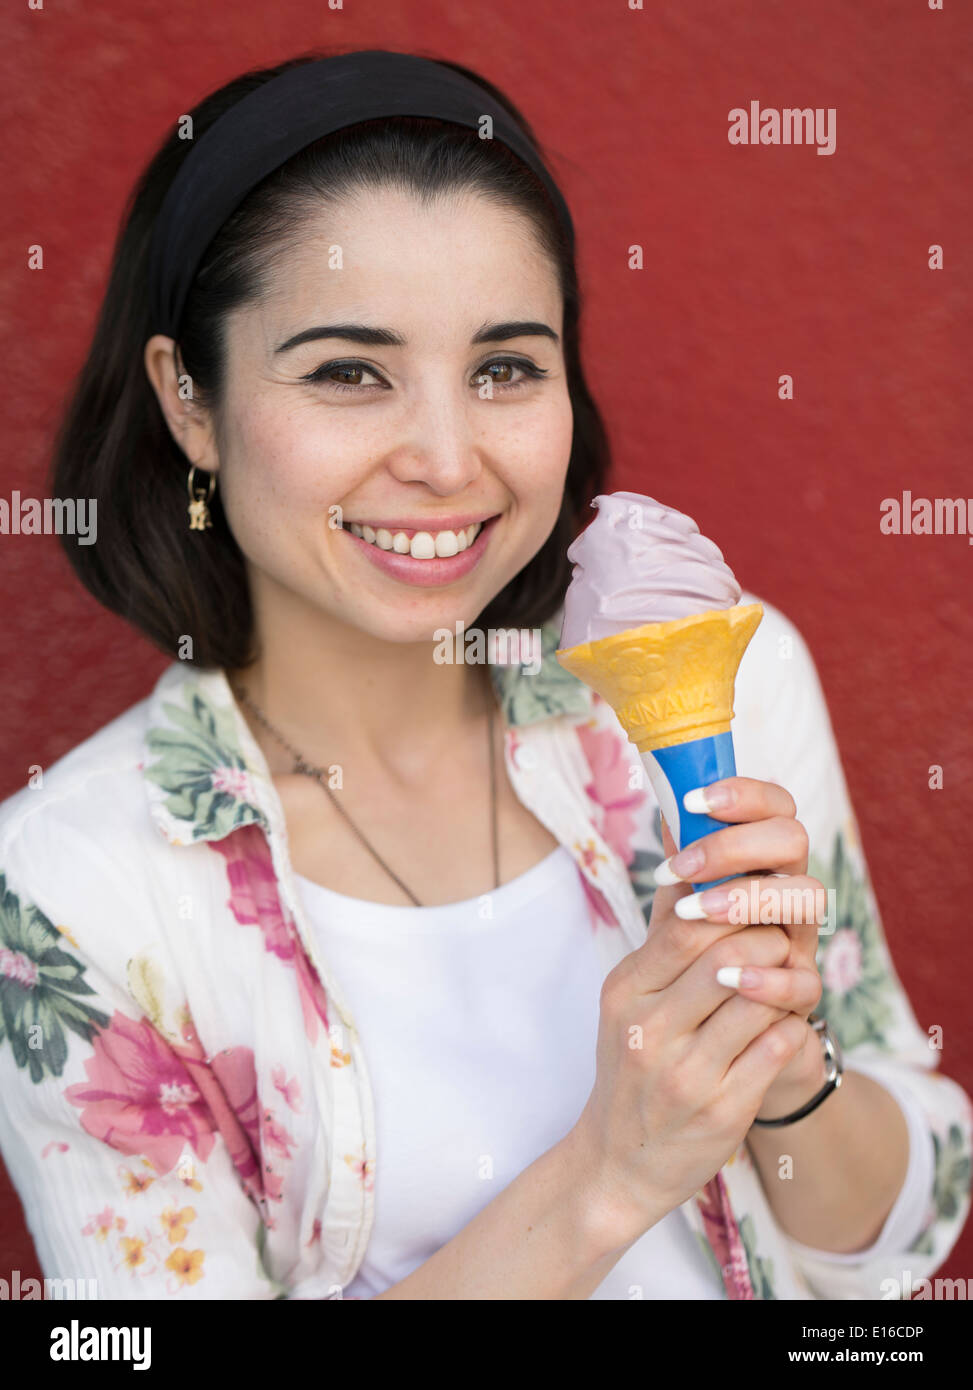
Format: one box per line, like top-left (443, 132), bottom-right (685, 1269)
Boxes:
top-left (555, 602), bottom-right (763, 751)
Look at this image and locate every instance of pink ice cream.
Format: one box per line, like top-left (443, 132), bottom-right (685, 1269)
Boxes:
top-left (559, 492), bottom-right (742, 648)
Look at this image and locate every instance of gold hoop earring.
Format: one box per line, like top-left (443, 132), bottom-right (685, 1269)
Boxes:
top-left (187, 465), bottom-right (216, 531)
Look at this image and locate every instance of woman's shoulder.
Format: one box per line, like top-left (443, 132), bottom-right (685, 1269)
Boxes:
top-left (0, 663), bottom-right (186, 876)
top-left (736, 587), bottom-right (814, 669)
top-left (730, 590), bottom-right (857, 866)
top-left (733, 588), bottom-right (829, 755)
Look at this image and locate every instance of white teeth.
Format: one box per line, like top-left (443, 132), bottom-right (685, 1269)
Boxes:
top-left (409, 531), bottom-right (435, 559)
top-left (346, 519), bottom-right (486, 559)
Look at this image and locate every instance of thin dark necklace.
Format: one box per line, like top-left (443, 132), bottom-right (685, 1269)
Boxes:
top-left (230, 681), bottom-right (500, 908)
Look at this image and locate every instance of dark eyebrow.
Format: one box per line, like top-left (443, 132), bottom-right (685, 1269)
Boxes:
top-left (274, 320), bottom-right (560, 354)
top-left (471, 320), bottom-right (559, 347)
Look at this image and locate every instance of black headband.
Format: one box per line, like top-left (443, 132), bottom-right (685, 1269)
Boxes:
top-left (147, 48), bottom-right (575, 339)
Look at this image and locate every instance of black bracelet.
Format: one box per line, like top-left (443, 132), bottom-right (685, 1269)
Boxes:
top-left (751, 1015), bottom-right (844, 1128)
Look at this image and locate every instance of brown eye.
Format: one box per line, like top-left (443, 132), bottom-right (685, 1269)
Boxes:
top-left (483, 362), bottom-right (514, 383)
top-left (302, 360), bottom-right (387, 392)
top-left (474, 359), bottom-right (548, 391)
top-left (327, 365), bottom-right (365, 386)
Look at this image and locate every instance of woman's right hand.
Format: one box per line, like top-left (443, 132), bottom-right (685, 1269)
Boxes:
top-left (570, 811), bottom-right (812, 1250)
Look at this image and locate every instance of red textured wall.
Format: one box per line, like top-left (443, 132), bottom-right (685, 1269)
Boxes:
top-left (1, 1), bottom-right (970, 1287)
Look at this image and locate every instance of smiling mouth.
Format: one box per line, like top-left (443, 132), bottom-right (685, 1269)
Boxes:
top-left (340, 517), bottom-right (497, 560)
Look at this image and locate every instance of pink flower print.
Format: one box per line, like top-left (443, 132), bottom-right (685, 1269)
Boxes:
top-left (577, 870), bottom-right (617, 930)
top-left (64, 1012), bottom-right (217, 1176)
top-left (41, 1141), bottom-right (69, 1158)
top-left (197, 1046), bottom-right (263, 1195)
top-left (305, 1218), bottom-right (323, 1248)
top-left (272, 1066), bottom-right (303, 1112)
top-left (574, 721), bottom-right (646, 868)
top-left (343, 1152), bottom-right (374, 1190)
top-left (212, 824), bottom-right (292, 956)
top-left (210, 765), bottom-right (253, 801)
top-left (262, 1108), bottom-right (297, 1161)
top-left (696, 1173), bottom-right (755, 1300)
top-left (0, 947), bottom-right (40, 987)
top-left (180, 1037), bottom-right (290, 1209)
top-left (64, 1008), bottom-right (277, 1211)
top-left (211, 824), bottom-right (330, 1042)
top-left (82, 1206), bottom-right (125, 1242)
top-left (822, 928), bottom-right (863, 995)
top-left (262, 1168), bottom-right (285, 1204)
top-left (573, 837), bottom-right (607, 878)
top-left (292, 952), bottom-right (332, 1046)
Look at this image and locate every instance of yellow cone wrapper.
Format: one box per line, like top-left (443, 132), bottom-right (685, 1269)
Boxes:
top-left (555, 602), bottom-right (763, 752)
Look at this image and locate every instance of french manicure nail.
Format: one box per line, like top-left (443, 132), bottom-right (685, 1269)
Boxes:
top-left (717, 966), bottom-right (762, 989)
top-left (653, 844), bottom-right (705, 885)
top-left (676, 885), bottom-right (732, 920)
top-left (675, 892), bottom-right (709, 920)
top-left (683, 783), bottom-right (733, 813)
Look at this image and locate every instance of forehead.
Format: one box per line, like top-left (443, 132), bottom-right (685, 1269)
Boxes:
top-left (243, 184), bottom-right (563, 334)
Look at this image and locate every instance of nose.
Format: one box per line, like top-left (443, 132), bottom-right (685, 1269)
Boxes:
top-left (383, 380), bottom-right (485, 495)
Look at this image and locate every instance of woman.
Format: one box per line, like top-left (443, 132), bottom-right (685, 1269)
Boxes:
top-left (0, 46), bottom-right (969, 1301)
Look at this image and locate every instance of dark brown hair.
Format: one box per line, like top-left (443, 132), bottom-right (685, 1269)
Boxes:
top-left (49, 46), bottom-right (611, 669)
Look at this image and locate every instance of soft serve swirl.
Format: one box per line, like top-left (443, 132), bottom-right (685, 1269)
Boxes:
top-left (559, 492), bottom-right (742, 648)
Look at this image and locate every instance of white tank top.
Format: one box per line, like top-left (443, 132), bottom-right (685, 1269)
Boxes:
top-left (293, 844), bottom-right (724, 1299)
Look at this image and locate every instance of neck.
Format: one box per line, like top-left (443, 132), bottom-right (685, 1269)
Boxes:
top-left (226, 586), bottom-right (497, 782)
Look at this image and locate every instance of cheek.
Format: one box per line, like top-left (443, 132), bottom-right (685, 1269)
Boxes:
top-left (497, 385), bottom-right (572, 468)
top-left (511, 392), bottom-right (574, 506)
top-left (218, 405), bottom-right (349, 539)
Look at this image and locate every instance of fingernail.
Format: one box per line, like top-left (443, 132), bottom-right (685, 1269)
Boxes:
top-left (716, 966), bottom-right (762, 989)
top-left (676, 885), bottom-right (732, 920)
top-left (653, 844), bottom-right (705, 885)
top-left (683, 782), bottom-right (734, 813)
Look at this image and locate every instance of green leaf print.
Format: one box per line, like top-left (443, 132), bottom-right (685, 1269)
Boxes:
top-left (907, 1124), bottom-right (972, 1256)
top-left (143, 689), bottom-right (267, 840)
top-left (737, 1213), bottom-right (776, 1300)
top-left (693, 1228), bottom-right (729, 1297)
top-left (809, 828), bottom-right (895, 1051)
top-left (0, 874), bottom-right (110, 1083)
top-left (488, 619), bottom-right (593, 727)
top-left (628, 805), bottom-right (667, 928)
top-left (255, 1217), bottom-right (290, 1299)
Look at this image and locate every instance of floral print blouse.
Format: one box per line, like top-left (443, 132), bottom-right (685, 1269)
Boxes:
top-left (0, 592), bottom-right (969, 1299)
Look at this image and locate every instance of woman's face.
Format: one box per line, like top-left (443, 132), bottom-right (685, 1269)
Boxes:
top-left (211, 185), bottom-right (574, 645)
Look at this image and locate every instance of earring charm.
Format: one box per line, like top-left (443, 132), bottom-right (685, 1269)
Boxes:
top-left (187, 465), bottom-right (215, 530)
